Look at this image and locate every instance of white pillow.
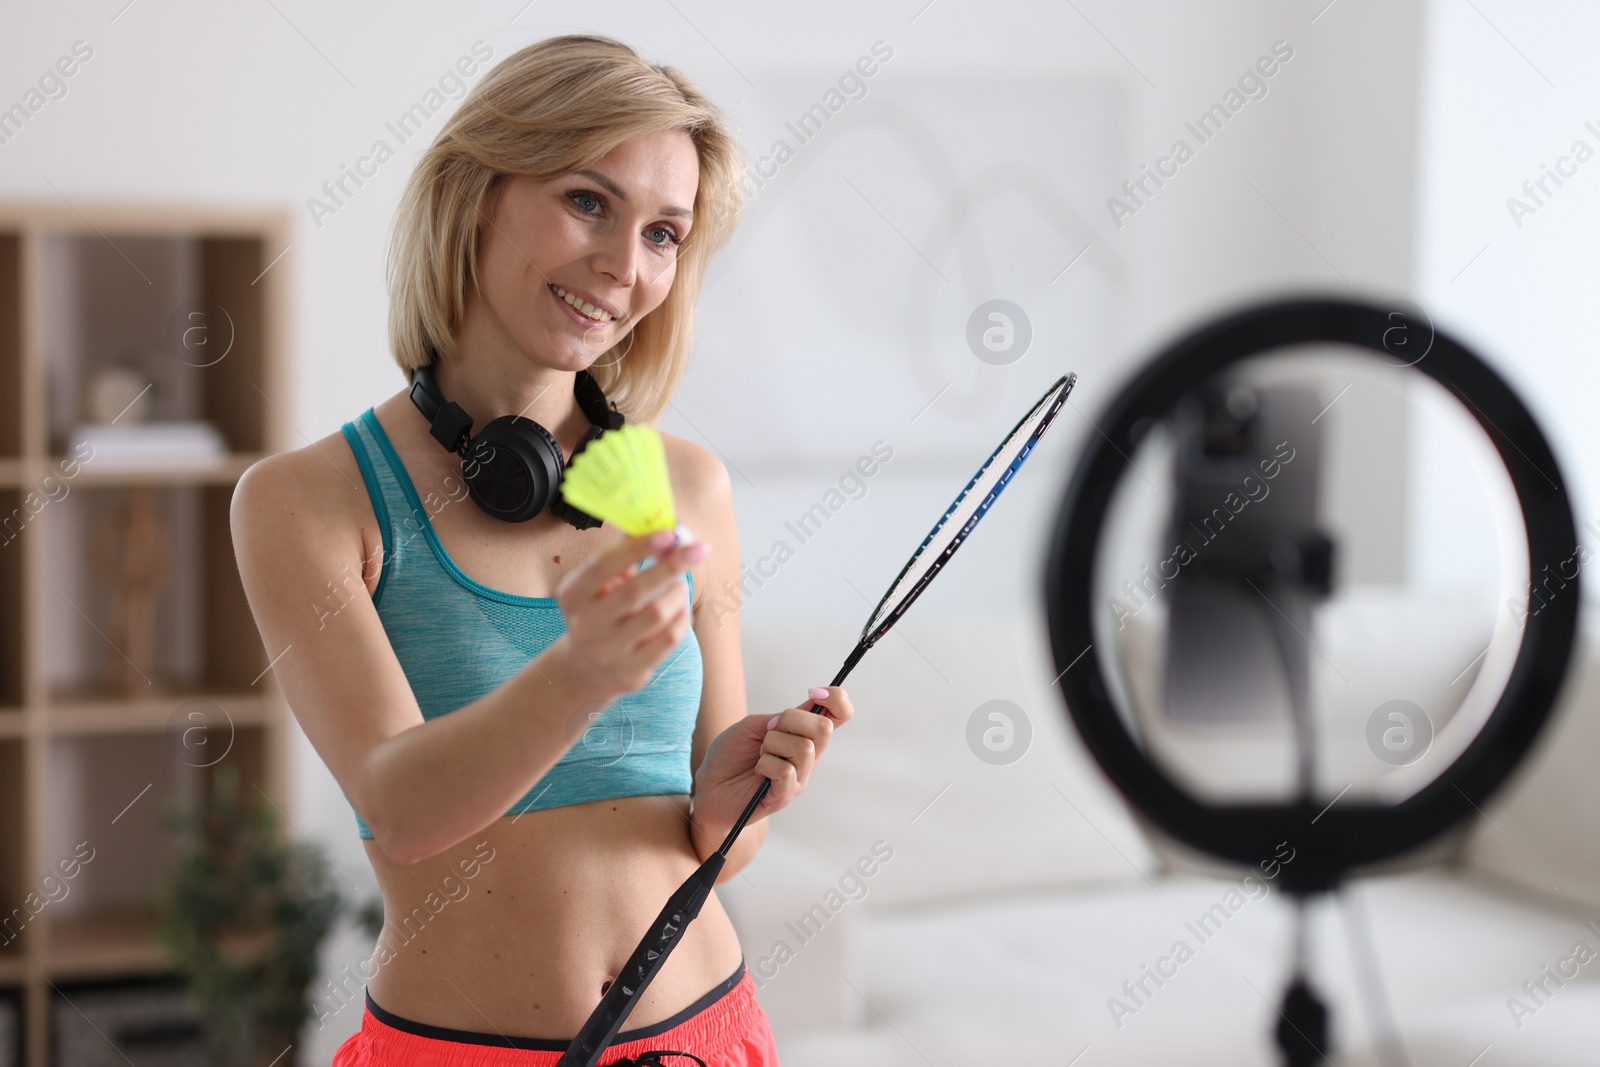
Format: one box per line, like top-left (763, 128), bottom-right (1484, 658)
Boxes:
top-left (739, 603), bottom-right (1158, 909)
top-left (1464, 611), bottom-right (1600, 911)
top-left (714, 835), bottom-right (866, 1035)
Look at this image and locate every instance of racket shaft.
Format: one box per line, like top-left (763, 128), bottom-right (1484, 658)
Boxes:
top-left (556, 852), bottom-right (726, 1065)
top-left (714, 647), bottom-right (866, 858)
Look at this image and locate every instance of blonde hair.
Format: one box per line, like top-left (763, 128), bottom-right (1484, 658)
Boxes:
top-left (386, 34), bottom-right (745, 423)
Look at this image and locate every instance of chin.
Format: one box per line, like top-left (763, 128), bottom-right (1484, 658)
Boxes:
top-left (496, 344), bottom-right (565, 378)
top-left (561, 346), bottom-right (611, 375)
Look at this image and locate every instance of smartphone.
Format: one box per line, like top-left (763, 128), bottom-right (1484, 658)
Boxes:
top-left (1161, 379), bottom-right (1330, 725)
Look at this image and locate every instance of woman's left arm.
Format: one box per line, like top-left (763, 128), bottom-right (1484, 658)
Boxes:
top-left (670, 438), bottom-right (852, 882)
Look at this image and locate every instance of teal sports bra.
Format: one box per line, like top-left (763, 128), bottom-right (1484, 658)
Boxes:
top-left (338, 408), bottom-right (703, 840)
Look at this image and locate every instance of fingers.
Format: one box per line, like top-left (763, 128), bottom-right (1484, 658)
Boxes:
top-left (803, 685), bottom-right (854, 725)
top-left (551, 529), bottom-right (704, 696)
top-left (770, 706), bottom-right (834, 749)
top-left (762, 725), bottom-right (818, 774)
top-left (635, 605), bottom-right (694, 664)
top-left (749, 688), bottom-right (853, 809)
top-left (756, 751), bottom-right (800, 795)
top-left (573, 582), bottom-right (690, 693)
top-left (554, 531), bottom-right (705, 650)
top-left (555, 528), bottom-right (679, 605)
top-left (613, 578), bottom-right (692, 652)
top-left (597, 540), bottom-right (708, 625)
top-left (758, 695), bottom-right (850, 790)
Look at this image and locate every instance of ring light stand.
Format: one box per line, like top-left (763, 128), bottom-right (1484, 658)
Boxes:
top-left (1044, 295), bottom-right (1580, 1065)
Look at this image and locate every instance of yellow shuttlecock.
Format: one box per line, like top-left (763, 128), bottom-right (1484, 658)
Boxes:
top-left (559, 423), bottom-right (678, 537)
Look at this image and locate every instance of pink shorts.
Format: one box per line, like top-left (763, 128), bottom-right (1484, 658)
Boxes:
top-left (331, 961), bottom-right (779, 1066)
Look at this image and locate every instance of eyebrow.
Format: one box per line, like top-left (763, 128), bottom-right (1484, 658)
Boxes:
top-left (573, 168), bottom-right (694, 219)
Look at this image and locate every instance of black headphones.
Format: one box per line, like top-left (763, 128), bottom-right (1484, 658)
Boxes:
top-left (408, 354), bottom-right (625, 527)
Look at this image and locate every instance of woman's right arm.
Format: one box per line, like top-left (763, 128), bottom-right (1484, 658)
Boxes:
top-left (228, 445), bottom-right (702, 866)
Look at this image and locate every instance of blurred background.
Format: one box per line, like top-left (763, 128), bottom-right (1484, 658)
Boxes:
top-left (0, 0), bottom-right (1597, 1064)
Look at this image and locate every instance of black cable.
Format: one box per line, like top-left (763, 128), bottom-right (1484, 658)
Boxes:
top-left (1257, 581), bottom-right (1316, 804)
top-left (1257, 575), bottom-right (1335, 1067)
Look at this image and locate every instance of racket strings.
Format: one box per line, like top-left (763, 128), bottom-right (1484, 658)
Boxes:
top-left (864, 375), bottom-right (1075, 639)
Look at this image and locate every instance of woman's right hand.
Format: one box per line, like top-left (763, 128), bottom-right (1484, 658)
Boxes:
top-left (551, 528), bottom-right (708, 701)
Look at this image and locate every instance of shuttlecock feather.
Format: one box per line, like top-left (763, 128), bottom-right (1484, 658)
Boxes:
top-left (559, 423), bottom-right (678, 537)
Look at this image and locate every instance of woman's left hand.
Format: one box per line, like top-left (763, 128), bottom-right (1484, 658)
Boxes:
top-left (690, 686), bottom-right (854, 841)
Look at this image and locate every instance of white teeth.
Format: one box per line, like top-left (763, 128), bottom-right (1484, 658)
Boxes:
top-left (552, 284), bottom-right (614, 322)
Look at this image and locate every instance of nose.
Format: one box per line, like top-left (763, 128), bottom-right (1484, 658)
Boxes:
top-left (591, 228), bottom-right (640, 290)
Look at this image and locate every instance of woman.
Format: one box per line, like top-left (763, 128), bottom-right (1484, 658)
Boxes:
top-left (231, 34), bottom-right (852, 1066)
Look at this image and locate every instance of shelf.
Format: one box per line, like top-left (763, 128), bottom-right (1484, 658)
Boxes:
top-left (0, 202), bottom-right (289, 237)
top-left (43, 482), bottom-right (272, 701)
top-left (47, 907), bottom-right (166, 980)
top-left (47, 905), bottom-right (281, 984)
top-left (0, 489), bottom-right (21, 708)
top-left (0, 455), bottom-right (262, 489)
top-left (0, 942), bottom-right (22, 985)
top-left (0, 740), bottom-right (25, 970)
top-left (42, 232), bottom-right (276, 457)
top-left (1, 203), bottom-right (291, 1067)
top-left (48, 692), bottom-right (275, 735)
top-left (43, 452), bottom-right (262, 488)
top-left (0, 231), bottom-right (18, 460)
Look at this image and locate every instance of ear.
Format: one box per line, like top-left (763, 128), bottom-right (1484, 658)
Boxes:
top-left (481, 172), bottom-right (509, 213)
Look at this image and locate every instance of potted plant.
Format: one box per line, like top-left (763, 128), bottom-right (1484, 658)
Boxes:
top-left (156, 765), bottom-right (362, 1067)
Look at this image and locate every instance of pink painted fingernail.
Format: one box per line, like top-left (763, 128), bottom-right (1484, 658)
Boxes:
top-left (649, 529), bottom-right (676, 550)
top-left (809, 687), bottom-right (829, 700)
top-left (686, 542), bottom-right (711, 562)
top-left (766, 715), bottom-right (779, 730)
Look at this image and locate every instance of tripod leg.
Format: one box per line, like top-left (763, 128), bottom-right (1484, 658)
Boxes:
top-left (1276, 900), bottom-right (1332, 1066)
top-left (1276, 976), bottom-right (1332, 1067)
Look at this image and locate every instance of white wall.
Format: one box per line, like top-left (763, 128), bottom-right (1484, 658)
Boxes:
top-left (8, 0), bottom-right (1535, 1061)
top-left (1415, 0), bottom-right (1600, 530)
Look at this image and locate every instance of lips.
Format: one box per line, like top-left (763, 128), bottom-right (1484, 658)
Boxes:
top-left (548, 282), bottom-right (621, 324)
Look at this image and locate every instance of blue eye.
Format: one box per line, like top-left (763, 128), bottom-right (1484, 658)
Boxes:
top-left (646, 226), bottom-right (681, 249)
top-left (569, 191), bottom-right (602, 213)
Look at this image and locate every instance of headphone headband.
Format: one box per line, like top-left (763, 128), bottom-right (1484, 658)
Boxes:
top-left (409, 363), bottom-right (473, 454)
top-left (574, 369), bottom-right (625, 433)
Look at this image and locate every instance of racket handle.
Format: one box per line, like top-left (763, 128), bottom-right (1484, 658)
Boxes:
top-left (556, 851), bottom-right (726, 1066)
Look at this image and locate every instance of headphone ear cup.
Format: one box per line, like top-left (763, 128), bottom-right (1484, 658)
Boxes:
top-left (461, 416), bottom-right (564, 523)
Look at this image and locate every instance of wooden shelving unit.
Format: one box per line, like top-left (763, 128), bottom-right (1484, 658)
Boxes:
top-left (0, 203), bottom-right (293, 1066)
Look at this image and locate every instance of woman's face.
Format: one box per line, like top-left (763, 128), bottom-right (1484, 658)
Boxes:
top-left (474, 128), bottom-right (700, 371)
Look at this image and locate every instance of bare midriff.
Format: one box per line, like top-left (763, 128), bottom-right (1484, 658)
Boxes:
top-left (360, 793), bottom-right (744, 1039)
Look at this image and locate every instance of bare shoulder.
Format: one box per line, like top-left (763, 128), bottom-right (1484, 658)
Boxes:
top-left (658, 430), bottom-right (733, 519)
top-left (230, 425), bottom-right (378, 588)
top-left (658, 431), bottom-right (737, 610)
top-left (233, 427), bottom-right (364, 527)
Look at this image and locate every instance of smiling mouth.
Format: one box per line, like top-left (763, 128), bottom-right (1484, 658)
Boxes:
top-left (548, 283), bottom-right (617, 324)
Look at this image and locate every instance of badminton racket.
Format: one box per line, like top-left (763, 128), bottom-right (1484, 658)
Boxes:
top-left (557, 372), bottom-right (1077, 1066)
